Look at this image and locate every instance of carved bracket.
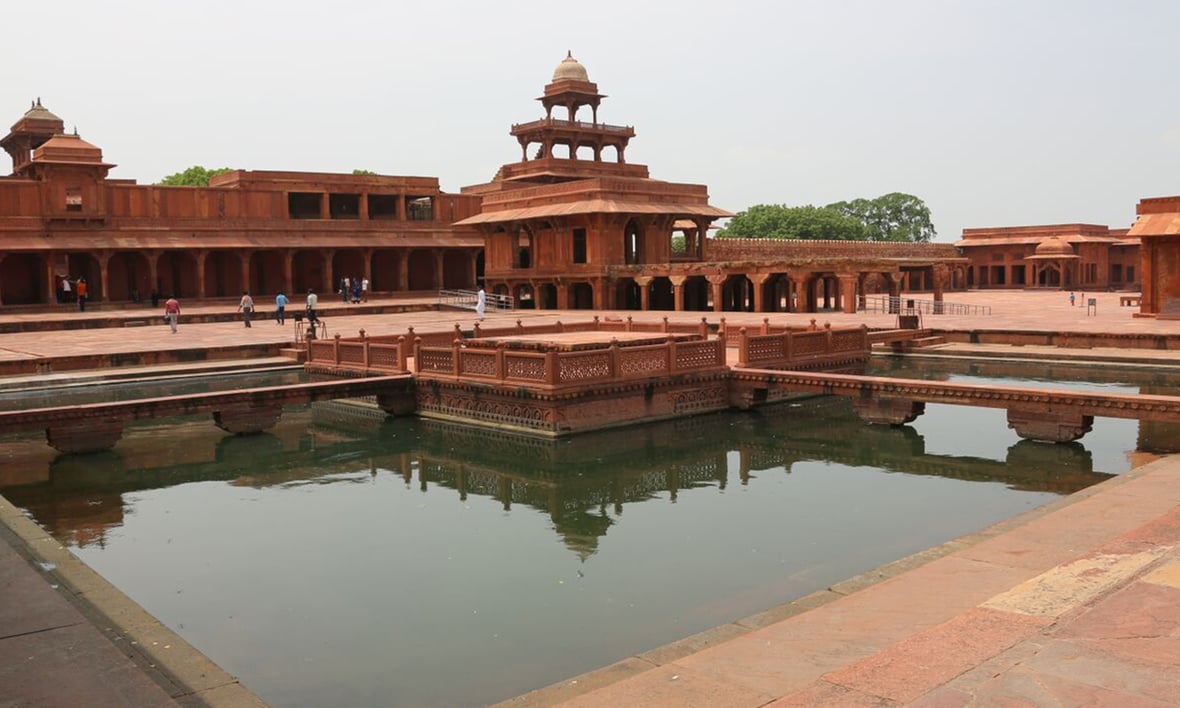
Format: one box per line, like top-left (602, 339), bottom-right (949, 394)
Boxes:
top-left (1007, 409), bottom-right (1093, 443)
top-left (852, 397), bottom-right (925, 426)
top-left (212, 404), bottom-right (284, 434)
top-left (46, 417), bottom-right (126, 454)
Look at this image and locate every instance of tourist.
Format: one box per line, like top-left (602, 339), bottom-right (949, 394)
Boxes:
top-left (341, 276), bottom-right (350, 303)
top-left (476, 286), bottom-right (487, 320)
top-left (351, 277), bottom-right (362, 304)
top-left (76, 278), bottom-right (87, 311)
top-left (361, 276), bottom-right (369, 302)
top-left (306, 288), bottom-right (318, 323)
top-left (163, 295), bottom-right (180, 333)
top-left (1069, 291), bottom-right (1076, 307)
top-left (275, 292), bottom-right (289, 325)
top-left (61, 276), bottom-right (71, 305)
top-left (238, 291), bottom-right (254, 327)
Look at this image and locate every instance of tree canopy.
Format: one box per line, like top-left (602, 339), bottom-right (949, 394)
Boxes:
top-left (718, 193), bottom-right (936, 242)
top-left (352, 169), bottom-right (377, 175)
top-left (157, 166), bottom-right (235, 186)
top-left (717, 204), bottom-right (867, 240)
top-left (826, 192), bottom-right (936, 242)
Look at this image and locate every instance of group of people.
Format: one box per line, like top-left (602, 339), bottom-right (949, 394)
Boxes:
top-left (161, 283), bottom-right (494, 332)
top-left (339, 276), bottom-right (369, 304)
top-left (56, 276), bottom-right (88, 311)
top-left (163, 289), bottom-right (320, 332)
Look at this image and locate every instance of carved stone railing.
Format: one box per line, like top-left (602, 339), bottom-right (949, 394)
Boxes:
top-left (414, 332), bottom-right (728, 390)
top-left (307, 317), bottom-right (712, 376)
top-left (734, 323), bottom-right (870, 369)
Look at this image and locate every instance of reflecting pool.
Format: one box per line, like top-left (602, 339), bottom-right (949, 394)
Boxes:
top-left (0, 381), bottom-right (1138, 708)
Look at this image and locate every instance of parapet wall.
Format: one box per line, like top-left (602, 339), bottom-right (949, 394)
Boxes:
top-left (704, 238), bottom-right (962, 262)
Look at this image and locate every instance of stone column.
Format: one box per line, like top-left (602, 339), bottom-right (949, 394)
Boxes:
top-left (838, 273), bottom-right (858, 314)
top-left (751, 273), bottom-right (769, 312)
top-left (395, 193), bottom-right (406, 221)
top-left (933, 264), bottom-right (948, 313)
top-left (635, 276), bottom-right (652, 310)
top-left (45, 254), bottom-right (58, 304)
top-left (788, 270), bottom-right (812, 313)
top-left (396, 251), bottom-right (409, 291)
top-left (196, 250), bottom-right (208, 298)
top-left (239, 252), bottom-right (251, 295)
top-left (147, 251), bottom-right (160, 299)
top-left (707, 275), bottom-right (725, 313)
top-left (555, 280), bottom-right (570, 309)
top-left (97, 251), bottom-right (113, 302)
top-left (669, 275), bottom-right (686, 312)
top-left (359, 193), bottom-right (369, 221)
top-left (320, 193), bottom-right (329, 219)
top-left (283, 251), bottom-right (294, 294)
top-left (433, 249), bottom-right (445, 290)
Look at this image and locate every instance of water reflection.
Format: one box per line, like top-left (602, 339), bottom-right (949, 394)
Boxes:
top-left (0, 396), bottom-right (1138, 707)
top-left (3, 399), bottom-right (1115, 558)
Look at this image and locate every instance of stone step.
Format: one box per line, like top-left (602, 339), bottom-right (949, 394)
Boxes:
top-left (911, 335), bottom-right (946, 347)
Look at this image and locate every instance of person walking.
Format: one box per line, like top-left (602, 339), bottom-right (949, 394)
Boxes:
top-left (341, 276), bottom-right (350, 303)
top-left (361, 277), bottom-right (369, 303)
top-left (476, 286), bottom-right (487, 320)
top-left (275, 292), bottom-right (289, 325)
top-left (164, 295), bottom-right (180, 333)
top-left (350, 277), bottom-right (362, 304)
top-left (61, 276), bottom-right (71, 306)
top-left (1069, 291), bottom-right (1076, 307)
top-left (76, 278), bottom-right (88, 312)
top-left (238, 291), bottom-right (254, 327)
top-left (306, 288), bottom-right (318, 323)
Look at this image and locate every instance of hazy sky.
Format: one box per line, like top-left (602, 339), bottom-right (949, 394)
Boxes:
top-left (6, 0), bottom-right (1177, 241)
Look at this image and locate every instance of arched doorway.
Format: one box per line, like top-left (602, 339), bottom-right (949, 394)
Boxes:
top-left (650, 277), bottom-right (674, 310)
top-left (332, 251), bottom-right (365, 292)
top-left (203, 250), bottom-right (243, 298)
top-left (0, 253), bottom-right (48, 304)
top-left (514, 283), bottom-right (535, 309)
top-left (157, 251), bottom-right (198, 298)
top-left (683, 276), bottom-right (710, 311)
top-left (721, 275), bottom-right (753, 311)
top-left (292, 250), bottom-right (327, 295)
top-left (407, 250), bottom-right (436, 290)
top-left (372, 249), bottom-right (399, 292)
top-left (250, 251), bottom-right (285, 297)
top-left (442, 250), bottom-right (470, 289)
top-left (67, 253), bottom-right (102, 303)
top-left (623, 219), bottom-right (644, 265)
top-left (616, 279), bottom-right (640, 310)
top-left (571, 282), bottom-right (594, 309)
top-left (538, 283), bottom-right (557, 310)
top-left (107, 251), bottom-right (152, 301)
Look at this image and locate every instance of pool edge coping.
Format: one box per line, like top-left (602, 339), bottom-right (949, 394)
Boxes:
top-left (0, 493), bottom-right (268, 708)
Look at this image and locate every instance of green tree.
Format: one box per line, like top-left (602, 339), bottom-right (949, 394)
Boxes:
top-left (826, 192), bottom-right (936, 242)
top-left (716, 204), bottom-right (866, 240)
top-left (352, 169), bottom-right (377, 175)
top-left (157, 166), bottom-right (234, 186)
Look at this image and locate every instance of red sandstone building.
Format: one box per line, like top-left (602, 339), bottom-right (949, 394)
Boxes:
top-left (955, 224), bottom-right (1139, 291)
top-left (1129, 196), bottom-right (1180, 317)
top-left (2, 56), bottom-right (974, 313)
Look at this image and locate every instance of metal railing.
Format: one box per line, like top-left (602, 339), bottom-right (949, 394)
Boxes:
top-left (861, 295), bottom-right (991, 316)
top-left (437, 289), bottom-right (514, 313)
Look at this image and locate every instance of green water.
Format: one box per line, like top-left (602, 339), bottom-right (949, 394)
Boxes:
top-left (0, 387), bottom-right (1130, 707)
